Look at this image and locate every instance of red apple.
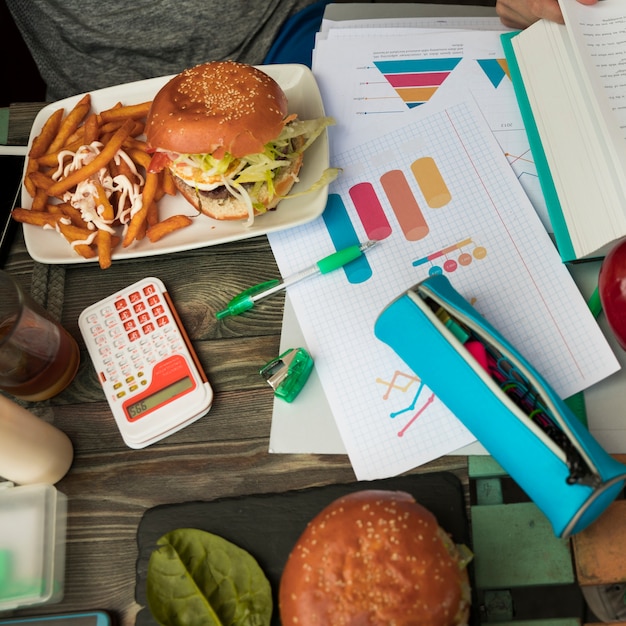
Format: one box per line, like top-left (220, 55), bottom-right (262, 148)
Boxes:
top-left (598, 239), bottom-right (626, 350)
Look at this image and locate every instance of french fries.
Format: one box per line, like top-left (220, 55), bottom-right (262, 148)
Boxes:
top-left (147, 215), bottom-right (193, 243)
top-left (13, 95), bottom-right (191, 269)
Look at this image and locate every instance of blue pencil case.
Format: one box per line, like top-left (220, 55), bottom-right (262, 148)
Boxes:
top-left (374, 274), bottom-right (626, 538)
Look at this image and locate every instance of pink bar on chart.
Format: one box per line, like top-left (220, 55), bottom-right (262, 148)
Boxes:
top-left (349, 183), bottom-right (392, 240)
top-left (385, 72), bottom-right (449, 88)
top-left (380, 170), bottom-right (429, 241)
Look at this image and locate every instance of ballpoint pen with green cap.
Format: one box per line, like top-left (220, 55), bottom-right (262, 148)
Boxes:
top-left (216, 239), bottom-right (378, 319)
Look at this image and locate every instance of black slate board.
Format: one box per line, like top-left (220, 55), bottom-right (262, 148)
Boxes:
top-left (135, 472), bottom-right (469, 626)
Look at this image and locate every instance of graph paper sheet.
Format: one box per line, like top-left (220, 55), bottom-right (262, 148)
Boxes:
top-left (268, 98), bottom-right (618, 481)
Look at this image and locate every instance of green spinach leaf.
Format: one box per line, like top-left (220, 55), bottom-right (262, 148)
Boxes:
top-left (146, 528), bottom-right (272, 626)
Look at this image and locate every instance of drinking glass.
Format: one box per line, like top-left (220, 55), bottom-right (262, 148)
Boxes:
top-left (0, 270), bottom-right (80, 401)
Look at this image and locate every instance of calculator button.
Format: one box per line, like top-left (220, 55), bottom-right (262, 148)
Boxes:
top-left (129, 291), bottom-right (141, 303)
top-left (123, 320), bottom-right (136, 331)
top-left (129, 330), bottom-right (141, 342)
top-left (142, 322), bottom-right (155, 335)
top-left (152, 304), bottom-right (165, 317)
top-left (156, 315), bottom-right (169, 327)
top-left (91, 323), bottom-right (104, 337)
top-left (137, 312), bottom-right (150, 325)
top-left (143, 284), bottom-right (156, 296)
top-left (119, 309), bottom-right (132, 321)
top-left (134, 301), bottom-right (146, 314)
top-left (114, 298), bottom-right (127, 310)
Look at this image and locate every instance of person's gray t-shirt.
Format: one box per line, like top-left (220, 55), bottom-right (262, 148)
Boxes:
top-left (7, 0), bottom-right (317, 101)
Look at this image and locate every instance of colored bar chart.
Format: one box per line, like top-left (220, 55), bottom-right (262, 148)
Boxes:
top-left (374, 58), bottom-right (462, 107)
top-left (324, 154), bottom-right (469, 278)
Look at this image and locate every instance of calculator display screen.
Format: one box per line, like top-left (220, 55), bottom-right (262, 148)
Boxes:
top-left (126, 376), bottom-right (194, 419)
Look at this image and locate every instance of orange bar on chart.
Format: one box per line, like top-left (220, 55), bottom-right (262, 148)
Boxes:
top-left (411, 157), bottom-right (451, 208)
top-left (380, 170), bottom-right (429, 241)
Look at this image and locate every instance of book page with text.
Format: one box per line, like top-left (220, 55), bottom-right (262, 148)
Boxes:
top-left (559, 0), bottom-right (626, 225)
top-left (559, 0), bottom-right (626, 141)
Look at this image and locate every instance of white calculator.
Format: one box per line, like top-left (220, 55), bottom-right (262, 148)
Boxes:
top-left (78, 277), bottom-right (213, 449)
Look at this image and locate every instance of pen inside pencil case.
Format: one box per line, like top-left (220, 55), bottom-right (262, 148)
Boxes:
top-left (419, 290), bottom-right (600, 487)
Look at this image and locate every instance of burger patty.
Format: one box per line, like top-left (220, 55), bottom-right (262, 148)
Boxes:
top-left (196, 185), bottom-right (234, 201)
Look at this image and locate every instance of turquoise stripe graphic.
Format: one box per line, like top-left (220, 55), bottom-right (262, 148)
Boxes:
top-left (323, 194), bottom-right (373, 284)
top-left (374, 58), bottom-right (462, 73)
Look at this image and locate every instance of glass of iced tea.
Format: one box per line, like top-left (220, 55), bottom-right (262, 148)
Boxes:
top-left (0, 270), bottom-right (80, 401)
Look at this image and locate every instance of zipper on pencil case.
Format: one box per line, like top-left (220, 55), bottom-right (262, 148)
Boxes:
top-left (413, 284), bottom-right (601, 488)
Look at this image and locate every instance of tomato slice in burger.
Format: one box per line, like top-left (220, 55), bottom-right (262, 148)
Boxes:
top-left (148, 151), bottom-right (172, 174)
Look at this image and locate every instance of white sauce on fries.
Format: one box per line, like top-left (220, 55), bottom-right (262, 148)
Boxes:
top-left (52, 142), bottom-right (145, 233)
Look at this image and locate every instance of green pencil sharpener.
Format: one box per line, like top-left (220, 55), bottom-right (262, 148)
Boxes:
top-left (259, 347), bottom-right (314, 403)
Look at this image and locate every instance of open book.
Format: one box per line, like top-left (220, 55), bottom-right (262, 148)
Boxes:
top-left (504, 0), bottom-right (626, 262)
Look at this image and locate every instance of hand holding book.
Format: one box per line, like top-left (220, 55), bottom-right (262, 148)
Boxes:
top-left (504, 0), bottom-right (626, 262)
top-left (495, 0), bottom-right (597, 29)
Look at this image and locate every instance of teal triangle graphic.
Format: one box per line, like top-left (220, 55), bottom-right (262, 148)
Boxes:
top-left (477, 59), bottom-right (507, 88)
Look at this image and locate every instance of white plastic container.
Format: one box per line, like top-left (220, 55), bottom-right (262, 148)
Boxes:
top-left (0, 482), bottom-right (67, 611)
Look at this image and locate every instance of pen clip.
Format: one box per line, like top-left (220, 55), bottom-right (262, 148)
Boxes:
top-left (216, 280), bottom-right (280, 319)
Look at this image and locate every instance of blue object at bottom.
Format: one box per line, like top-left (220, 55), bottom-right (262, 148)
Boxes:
top-left (374, 274), bottom-right (626, 537)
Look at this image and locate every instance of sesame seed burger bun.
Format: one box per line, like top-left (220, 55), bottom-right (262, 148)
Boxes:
top-left (145, 60), bottom-right (289, 159)
top-left (144, 60), bottom-right (308, 221)
top-left (279, 490), bottom-right (472, 626)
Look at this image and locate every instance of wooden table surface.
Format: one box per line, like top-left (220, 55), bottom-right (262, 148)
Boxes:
top-left (4, 104), bottom-right (469, 626)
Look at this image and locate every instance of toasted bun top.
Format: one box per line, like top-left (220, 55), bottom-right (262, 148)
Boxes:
top-left (145, 61), bottom-right (289, 158)
top-left (279, 490), bottom-right (470, 626)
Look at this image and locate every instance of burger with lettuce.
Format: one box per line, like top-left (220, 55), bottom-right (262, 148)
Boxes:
top-left (145, 60), bottom-right (335, 225)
